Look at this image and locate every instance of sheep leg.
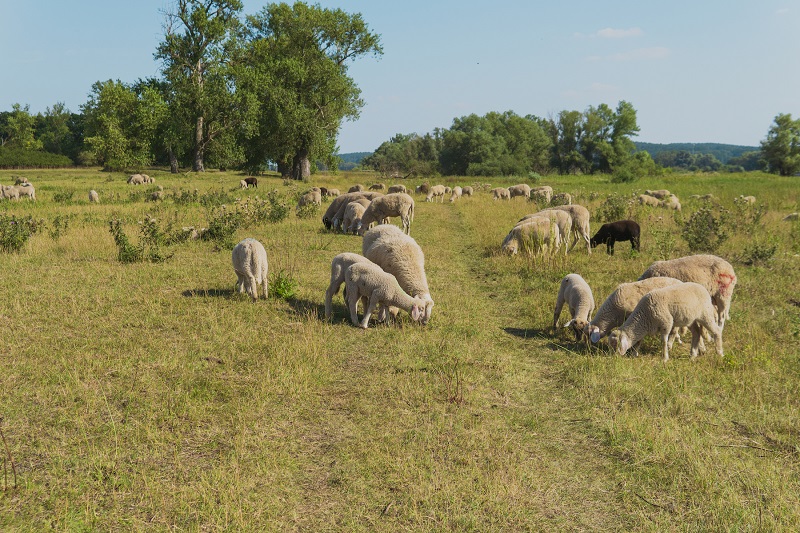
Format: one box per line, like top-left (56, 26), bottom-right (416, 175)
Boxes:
top-left (346, 287), bottom-right (361, 326)
top-left (607, 238), bottom-right (615, 256)
top-left (235, 273), bottom-right (246, 294)
top-left (261, 275), bottom-right (268, 300)
top-left (552, 295), bottom-right (565, 331)
top-left (246, 276), bottom-right (259, 301)
top-left (324, 271), bottom-right (343, 319)
top-left (360, 296), bottom-right (381, 329)
top-left (661, 331), bottom-right (672, 362)
top-left (632, 235), bottom-right (640, 251)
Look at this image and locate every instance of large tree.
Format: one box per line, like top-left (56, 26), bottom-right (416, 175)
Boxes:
top-left (1, 104), bottom-right (43, 151)
top-left (761, 113), bottom-right (800, 176)
top-left (156, 0), bottom-right (243, 172)
top-left (239, 2), bottom-right (382, 179)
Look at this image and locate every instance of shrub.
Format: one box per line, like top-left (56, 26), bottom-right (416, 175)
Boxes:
top-left (48, 214), bottom-right (73, 241)
top-left (296, 203), bottom-right (319, 219)
top-left (610, 167), bottom-right (637, 183)
top-left (201, 205), bottom-right (244, 247)
top-left (0, 214), bottom-right (41, 253)
top-left (649, 224), bottom-right (677, 260)
top-left (270, 269), bottom-right (298, 300)
top-left (732, 196), bottom-right (767, 230)
top-left (681, 205), bottom-right (730, 253)
top-left (109, 219), bottom-right (143, 263)
top-left (595, 193), bottom-right (628, 223)
top-left (739, 235), bottom-right (779, 265)
top-left (266, 190), bottom-right (291, 224)
top-left (109, 216), bottom-right (180, 263)
top-left (52, 190), bottom-right (76, 204)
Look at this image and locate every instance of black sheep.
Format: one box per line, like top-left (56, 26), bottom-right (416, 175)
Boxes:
top-left (590, 220), bottom-right (640, 255)
top-left (244, 177), bottom-right (258, 188)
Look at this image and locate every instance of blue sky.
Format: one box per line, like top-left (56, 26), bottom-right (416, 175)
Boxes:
top-left (1, 1), bottom-right (798, 153)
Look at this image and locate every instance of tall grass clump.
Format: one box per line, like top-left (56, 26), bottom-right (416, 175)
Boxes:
top-left (0, 214), bottom-right (41, 253)
top-left (595, 193), bottom-right (629, 223)
top-left (201, 205), bottom-right (244, 247)
top-left (108, 216), bottom-right (183, 263)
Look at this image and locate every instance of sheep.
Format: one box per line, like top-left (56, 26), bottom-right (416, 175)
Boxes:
top-left (325, 188), bottom-right (340, 198)
top-left (88, 190), bottom-right (100, 203)
top-left (661, 195), bottom-right (682, 211)
top-left (322, 191), bottom-right (383, 230)
top-left (362, 225), bottom-right (434, 324)
top-left (645, 189), bottom-right (671, 200)
top-left (241, 177), bottom-right (257, 188)
top-left (584, 277), bottom-right (685, 343)
top-left (341, 201), bottom-right (367, 234)
top-left (607, 282), bottom-right (724, 361)
top-left (531, 186), bottom-right (553, 204)
top-left (324, 252), bottom-right (397, 321)
top-left (518, 209), bottom-right (572, 253)
top-left (508, 184), bottom-right (531, 199)
top-left (239, 179), bottom-right (248, 189)
top-left (783, 212), bottom-right (799, 221)
top-left (449, 186), bottom-right (463, 203)
top-left (502, 216), bottom-right (560, 256)
top-left (590, 220), bottom-right (640, 255)
top-left (425, 185), bottom-right (447, 203)
top-left (13, 176), bottom-right (30, 185)
top-left (387, 184), bottom-right (407, 194)
top-left (638, 194), bottom-right (661, 207)
top-left (491, 187), bottom-right (511, 200)
top-left (357, 193), bottom-right (415, 235)
top-left (127, 174), bottom-right (146, 185)
top-left (639, 254), bottom-right (737, 330)
top-left (551, 192), bottom-right (572, 206)
top-left (369, 183), bottom-right (386, 191)
top-left (330, 193), bottom-right (383, 232)
top-left (553, 274), bottom-right (595, 340)
top-left (297, 189), bottom-right (322, 209)
top-left (348, 184), bottom-right (365, 193)
top-left (462, 186), bottom-right (473, 197)
top-left (738, 195), bottom-right (756, 204)
top-left (344, 261), bottom-right (426, 328)
top-left (444, 186), bottom-right (452, 195)
top-left (149, 190), bottom-right (163, 202)
top-left (540, 204), bottom-right (591, 254)
top-left (14, 184), bottom-right (35, 201)
top-left (143, 174), bottom-right (155, 184)
top-left (1, 185), bottom-right (20, 201)
top-left (415, 183), bottom-right (430, 195)
top-left (231, 238), bottom-right (269, 301)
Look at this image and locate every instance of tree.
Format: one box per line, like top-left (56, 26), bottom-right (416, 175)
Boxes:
top-left (36, 103), bottom-right (82, 160)
top-left (761, 113), bottom-right (800, 176)
top-left (239, 2), bottom-right (383, 179)
top-left (156, 0), bottom-right (243, 172)
top-left (1, 104), bottom-right (43, 151)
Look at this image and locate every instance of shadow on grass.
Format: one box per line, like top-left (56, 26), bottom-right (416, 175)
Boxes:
top-left (287, 297), bottom-right (326, 318)
top-left (503, 326), bottom-right (549, 340)
top-left (182, 287), bottom-right (237, 299)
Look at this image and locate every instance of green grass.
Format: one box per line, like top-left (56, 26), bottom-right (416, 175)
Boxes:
top-left (0, 168), bottom-right (798, 530)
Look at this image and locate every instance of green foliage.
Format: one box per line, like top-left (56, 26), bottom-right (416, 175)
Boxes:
top-left (295, 202), bottom-right (319, 220)
top-left (109, 218), bottom-right (143, 263)
top-left (739, 235), bottom-right (778, 265)
top-left (1, 103), bottom-right (43, 150)
top-left (47, 214), bottom-right (73, 241)
top-left (595, 193), bottom-right (628, 223)
top-left (108, 216), bottom-right (182, 263)
top-left (681, 205), bottom-right (730, 253)
top-left (760, 113), bottom-right (800, 176)
top-left (266, 189), bottom-right (291, 223)
top-left (0, 147), bottom-right (74, 168)
top-left (52, 189), bottom-right (76, 204)
top-left (731, 196), bottom-right (767, 229)
top-left (269, 269), bottom-right (298, 300)
top-left (199, 188), bottom-right (237, 208)
top-left (201, 205), bottom-right (244, 247)
top-left (610, 166), bottom-right (637, 183)
top-left (649, 224), bottom-right (677, 260)
top-left (0, 213), bottom-right (41, 253)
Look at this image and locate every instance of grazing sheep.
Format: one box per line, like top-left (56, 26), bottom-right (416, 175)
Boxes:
top-left (462, 186), bottom-right (473, 197)
top-left (239, 179), bottom-right (248, 189)
top-left (297, 189), bottom-right (322, 209)
top-left (585, 277), bottom-right (685, 343)
top-left (518, 210), bottom-right (572, 253)
top-left (149, 190), bottom-right (163, 202)
top-left (607, 282), bottom-right (724, 361)
top-left (88, 190), bottom-right (100, 203)
top-left (324, 252), bottom-right (396, 321)
top-left (344, 262), bottom-right (426, 328)
top-left (425, 185), bottom-right (447, 203)
top-left (553, 274), bottom-right (595, 340)
top-left (645, 189), bottom-right (671, 200)
top-left (127, 174), bottom-right (146, 185)
top-left (242, 177), bottom-right (258, 188)
top-left (449, 186), bottom-right (463, 202)
top-left (348, 184), bottom-right (365, 193)
top-left (143, 174), bottom-right (155, 184)
top-left (342, 201), bottom-right (368, 234)
top-left (387, 184), bottom-right (407, 194)
top-left (508, 184), bottom-right (531, 199)
top-left (638, 194), bottom-right (661, 207)
top-left (540, 205), bottom-right (592, 254)
top-left (322, 191), bottom-right (383, 230)
top-left (14, 184), bottom-right (35, 201)
top-left (491, 187), bottom-right (511, 200)
top-left (551, 192), bottom-right (572, 206)
top-left (369, 183), bottom-right (386, 191)
top-left (661, 195), bottom-right (681, 211)
top-left (502, 216), bottom-right (560, 256)
top-left (738, 195), bottom-right (756, 204)
top-left (415, 183), bottom-right (430, 195)
top-left (362, 225), bottom-right (434, 324)
top-left (1, 185), bottom-right (20, 201)
top-left (531, 186), bottom-right (553, 204)
top-left (590, 220), bottom-right (640, 255)
top-left (231, 238), bottom-right (269, 301)
top-left (359, 193), bottom-right (415, 235)
top-left (325, 188), bottom-right (340, 198)
top-left (639, 254), bottom-right (737, 329)
top-left (444, 186), bottom-right (452, 195)
top-left (783, 212), bottom-right (799, 221)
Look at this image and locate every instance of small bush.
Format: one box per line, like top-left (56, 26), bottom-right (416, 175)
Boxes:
top-left (266, 190), bottom-right (291, 224)
top-left (739, 235), bottom-right (779, 265)
top-left (732, 196), bottom-right (767, 230)
top-left (52, 190), bottom-right (76, 204)
top-left (610, 167), bottom-right (637, 183)
top-left (527, 172), bottom-right (542, 184)
top-left (681, 205), bottom-right (730, 253)
top-left (270, 269), bottom-right (298, 300)
top-left (595, 193), bottom-right (628, 223)
top-left (296, 203), bottom-right (319, 219)
top-left (0, 214), bottom-right (42, 253)
top-left (48, 214), bottom-right (73, 241)
top-left (202, 205), bottom-right (244, 247)
top-left (109, 219), bottom-right (143, 263)
top-left (199, 188), bottom-right (236, 208)
top-left (649, 224), bottom-right (677, 260)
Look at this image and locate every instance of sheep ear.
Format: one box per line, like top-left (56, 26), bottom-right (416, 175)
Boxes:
top-left (411, 305), bottom-right (421, 321)
top-left (590, 331), bottom-right (601, 344)
top-left (620, 335), bottom-right (631, 353)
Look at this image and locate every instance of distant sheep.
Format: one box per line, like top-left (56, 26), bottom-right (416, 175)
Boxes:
top-left (322, 191), bottom-right (383, 230)
top-left (491, 187), bottom-right (511, 200)
top-left (645, 189), bottom-right (671, 200)
top-left (449, 186), bottom-right (463, 202)
top-left (325, 188), bottom-right (340, 198)
top-left (553, 273), bottom-right (595, 340)
top-left (88, 190), bottom-right (100, 203)
top-left (502, 216), bottom-right (560, 256)
top-left (540, 205), bottom-right (591, 254)
top-left (232, 238), bottom-right (269, 301)
top-left (369, 183), bottom-right (386, 191)
top-left (508, 184), bottom-right (531, 199)
top-left (425, 185), bottom-right (447, 203)
top-left (127, 174), bottom-right (146, 185)
top-left (359, 192), bottom-right (415, 235)
top-left (239, 179), bottom-right (248, 189)
top-left (14, 176), bottom-right (30, 185)
top-left (242, 177), bottom-right (257, 188)
top-left (531, 186), bottom-right (553, 204)
top-left (1, 185), bottom-right (20, 201)
top-left (297, 189), bottom-right (322, 209)
top-left (518, 209), bottom-right (572, 253)
top-left (342, 201), bottom-right (368, 234)
top-left (661, 195), bottom-right (681, 211)
top-left (738, 195), bottom-right (756, 204)
top-left (607, 282), bottom-right (724, 361)
top-left (462, 186), bottom-right (473, 197)
top-left (590, 220), bottom-right (640, 255)
top-left (348, 184), bottom-right (365, 193)
top-left (14, 184), bottom-right (35, 201)
top-left (638, 194), bottom-right (661, 207)
top-left (415, 183), bottom-right (430, 195)
top-left (550, 192), bottom-right (572, 206)
top-left (387, 184), bottom-right (407, 194)
top-left (344, 262), bottom-right (426, 328)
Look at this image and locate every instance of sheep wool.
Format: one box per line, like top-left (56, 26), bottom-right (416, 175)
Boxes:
top-left (358, 192), bottom-right (415, 235)
top-left (232, 238), bottom-right (269, 301)
top-left (553, 273), bottom-right (595, 340)
top-left (344, 262), bottom-right (426, 329)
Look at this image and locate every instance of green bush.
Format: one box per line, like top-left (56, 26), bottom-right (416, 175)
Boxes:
top-left (48, 214), bottom-right (73, 241)
top-left (270, 269), bottom-right (298, 300)
top-left (0, 147), bottom-right (74, 168)
top-left (739, 235), bottom-right (779, 265)
top-left (266, 190), bottom-right (291, 223)
top-left (681, 205), bottom-right (730, 253)
top-left (595, 193), bottom-right (628, 223)
top-left (0, 214), bottom-right (42, 253)
top-left (52, 190), bottom-right (76, 204)
top-left (202, 205), bottom-right (244, 247)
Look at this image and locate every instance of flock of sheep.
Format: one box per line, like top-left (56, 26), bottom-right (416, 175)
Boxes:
top-left (0, 176), bottom-right (36, 201)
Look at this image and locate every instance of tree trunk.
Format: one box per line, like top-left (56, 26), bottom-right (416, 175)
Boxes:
top-left (277, 160), bottom-right (291, 178)
top-left (193, 116), bottom-right (205, 172)
top-left (168, 148), bottom-right (179, 174)
top-left (291, 147), bottom-right (311, 181)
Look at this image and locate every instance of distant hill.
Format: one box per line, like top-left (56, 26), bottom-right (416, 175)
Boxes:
top-left (634, 142), bottom-right (759, 164)
top-left (336, 152), bottom-right (372, 170)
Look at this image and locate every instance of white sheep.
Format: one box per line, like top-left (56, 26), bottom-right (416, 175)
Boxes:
top-left (387, 184), bottom-right (407, 194)
top-left (324, 252), bottom-right (396, 321)
top-left (518, 209), bottom-right (573, 253)
top-left (297, 189), bottom-right (322, 209)
top-left (607, 282), bottom-right (724, 361)
top-left (88, 190), bottom-right (100, 203)
top-left (14, 184), bottom-right (35, 201)
top-left (584, 277), bottom-right (685, 343)
top-left (326, 188), bottom-right (340, 197)
top-left (553, 274), bottom-right (595, 340)
top-left (508, 184), bottom-right (531, 199)
top-left (348, 184), bottom-right (365, 193)
top-left (1, 185), bottom-right (20, 201)
top-left (639, 254), bottom-right (737, 329)
top-left (362, 225), bottom-right (434, 324)
top-left (449, 186), bottom-right (463, 203)
top-left (358, 192), bottom-right (415, 235)
top-left (661, 195), bottom-right (681, 211)
top-left (551, 192), bottom-right (572, 206)
top-left (738, 195), bottom-right (756, 204)
top-left (239, 179), bottom-right (248, 189)
top-left (462, 186), bottom-right (473, 197)
top-left (231, 238), bottom-right (269, 301)
top-left (369, 183), bottom-right (386, 191)
top-left (342, 201), bottom-right (368, 234)
top-left (531, 186), bottom-right (553, 204)
top-left (344, 261), bottom-right (426, 328)
top-left (540, 205), bottom-right (591, 254)
top-left (638, 194), bottom-right (661, 207)
top-left (645, 189), bottom-right (671, 200)
top-left (127, 174), bottom-right (146, 185)
top-left (425, 185), bottom-right (447, 202)
top-left (502, 216), bottom-right (560, 256)
top-left (323, 191), bottom-right (383, 230)
top-left (491, 187), bottom-right (511, 200)
top-left (14, 176), bottom-right (30, 185)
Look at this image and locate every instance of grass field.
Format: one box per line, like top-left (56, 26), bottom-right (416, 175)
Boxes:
top-left (0, 168), bottom-right (798, 530)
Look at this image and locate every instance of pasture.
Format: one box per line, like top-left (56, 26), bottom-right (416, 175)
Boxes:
top-left (0, 168), bottom-right (799, 530)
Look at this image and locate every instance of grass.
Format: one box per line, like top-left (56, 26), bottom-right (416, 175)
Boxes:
top-left (0, 167), bottom-right (799, 530)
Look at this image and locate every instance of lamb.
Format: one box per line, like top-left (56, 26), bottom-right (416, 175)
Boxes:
top-left (243, 177), bottom-right (258, 188)
top-left (387, 184), bottom-right (407, 194)
top-left (1, 185), bottom-right (20, 201)
top-left (518, 209), bottom-right (572, 253)
top-left (508, 184), bottom-right (531, 199)
top-left (127, 174), bottom-right (146, 185)
top-left (551, 192), bottom-right (572, 206)
top-left (491, 187), bottom-right (511, 200)
top-left (88, 190), bottom-right (100, 203)
top-left (638, 194), bottom-right (661, 207)
top-left (540, 204), bottom-right (591, 254)
top-left (661, 195), bottom-right (681, 211)
top-left (322, 191), bottom-right (383, 230)
top-left (231, 238), bottom-right (269, 301)
top-left (425, 185), bottom-right (447, 203)
top-left (531, 186), bottom-right (553, 204)
top-left (645, 189), bottom-right (671, 200)
top-left (444, 186), bottom-right (452, 195)
top-left (324, 252), bottom-right (396, 321)
top-left (590, 220), bottom-right (640, 255)
top-left (584, 277), bottom-right (685, 343)
top-left (348, 184), bottom-right (365, 193)
top-left (342, 201), bottom-right (368, 234)
top-left (553, 274), bottom-right (595, 340)
top-left (344, 261), bottom-right (426, 328)
top-left (639, 254), bottom-right (737, 329)
top-left (502, 216), bottom-right (560, 256)
top-left (13, 176), bottom-right (30, 185)
top-left (607, 282), bottom-right (724, 361)
top-left (415, 183), bottom-right (430, 195)
top-left (462, 186), bottom-right (473, 197)
top-left (369, 183), bottom-right (386, 191)
top-left (239, 179), bottom-right (248, 189)
top-left (358, 192), bottom-right (415, 235)
top-left (14, 184), bottom-right (35, 201)
top-left (297, 189), bottom-right (322, 209)
top-left (738, 195), bottom-right (756, 204)
top-left (362, 225), bottom-right (434, 324)
top-left (449, 186), bottom-right (463, 202)
top-left (143, 174), bottom-right (155, 184)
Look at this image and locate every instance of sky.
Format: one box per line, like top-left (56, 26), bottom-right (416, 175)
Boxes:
top-left (1, 0), bottom-right (798, 153)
